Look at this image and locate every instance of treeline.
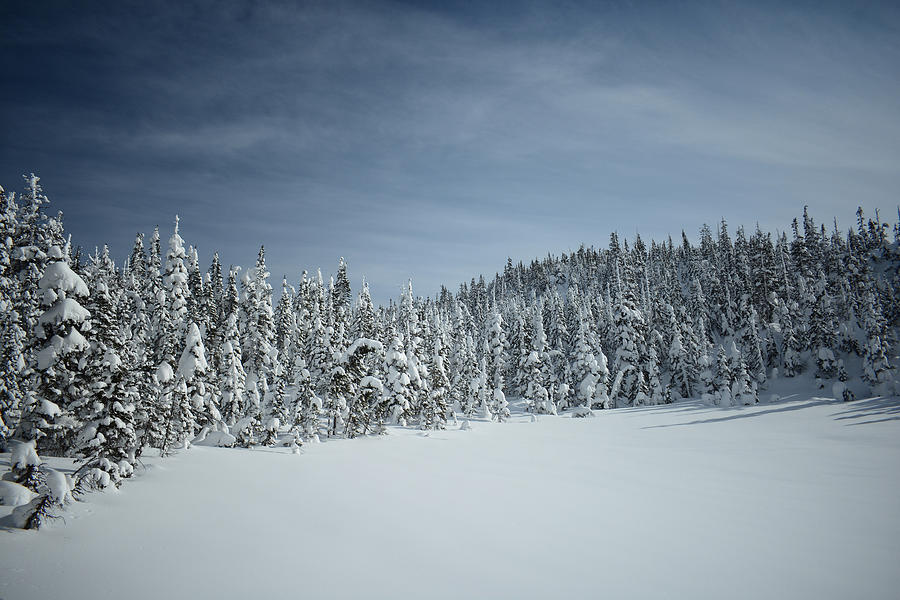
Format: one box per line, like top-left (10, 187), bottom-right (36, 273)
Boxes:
top-left (1, 175), bottom-right (898, 518)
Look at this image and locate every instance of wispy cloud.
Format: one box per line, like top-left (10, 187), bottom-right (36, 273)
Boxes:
top-left (1, 0), bottom-right (899, 302)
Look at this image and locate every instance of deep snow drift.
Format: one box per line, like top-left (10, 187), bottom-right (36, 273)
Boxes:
top-left (2, 386), bottom-right (899, 600)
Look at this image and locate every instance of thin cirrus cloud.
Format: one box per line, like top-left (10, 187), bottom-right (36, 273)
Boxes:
top-left (1, 0), bottom-right (898, 303)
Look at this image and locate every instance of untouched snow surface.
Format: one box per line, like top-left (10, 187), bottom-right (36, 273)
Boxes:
top-left (2, 388), bottom-right (899, 599)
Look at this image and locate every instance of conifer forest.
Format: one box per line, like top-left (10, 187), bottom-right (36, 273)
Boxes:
top-left (1, 175), bottom-right (897, 532)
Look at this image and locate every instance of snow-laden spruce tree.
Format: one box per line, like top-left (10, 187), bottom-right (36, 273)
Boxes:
top-left (240, 246), bottom-right (277, 405)
top-left (668, 333), bottom-right (693, 400)
top-left (165, 375), bottom-right (197, 453)
top-left (861, 289), bottom-right (893, 388)
top-left (642, 344), bottom-right (665, 406)
top-left (75, 348), bottom-right (137, 487)
top-left (331, 257), bottom-right (352, 353)
top-left (203, 252), bottom-right (225, 367)
top-left (351, 279), bottom-right (379, 341)
top-left (178, 322), bottom-right (219, 432)
top-left (509, 308), bottom-right (532, 397)
top-left (146, 361), bottom-right (174, 453)
top-left (420, 336), bottom-right (450, 430)
top-left (341, 338), bottom-right (384, 437)
top-left (398, 280), bottom-right (428, 416)
top-left (12, 458), bottom-right (73, 530)
top-left (83, 245), bottom-right (119, 351)
top-left (780, 312), bottom-right (803, 377)
top-left (728, 340), bottom-right (757, 405)
top-left (383, 337), bottom-right (413, 427)
top-left (737, 296), bottom-right (766, 389)
top-left (448, 327), bottom-right (473, 417)
top-left (274, 277), bottom-right (297, 375)
top-left (0, 185), bottom-right (26, 448)
top-left (325, 362), bottom-right (350, 438)
top-left (457, 334), bottom-right (482, 418)
top-left (289, 358), bottom-right (321, 442)
top-left (570, 322), bottom-right (600, 411)
top-left (260, 360), bottom-right (290, 445)
top-left (485, 311), bottom-right (509, 421)
top-left (160, 216), bottom-right (191, 365)
top-left (185, 245), bottom-right (204, 329)
top-left (9, 438), bottom-right (43, 493)
top-left (18, 245), bottom-right (91, 455)
top-left (353, 376), bottom-right (384, 436)
top-left (713, 345), bottom-right (732, 406)
top-left (121, 234), bottom-right (156, 457)
top-left (218, 313), bottom-right (246, 426)
top-left (807, 271), bottom-right (838, 379)
top-left (611, 275), bottom-right (646, 408)
top-left (10, 177), bottom-right (64, 384)
top-left (305, 307), bottom-right (333, 395)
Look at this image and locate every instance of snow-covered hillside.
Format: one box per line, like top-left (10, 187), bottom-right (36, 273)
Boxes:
top-left (3, 386), bottom-right (899, 600)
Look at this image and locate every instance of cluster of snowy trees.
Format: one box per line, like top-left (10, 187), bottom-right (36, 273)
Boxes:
top-left (1, 175), bottom-right (899, 524)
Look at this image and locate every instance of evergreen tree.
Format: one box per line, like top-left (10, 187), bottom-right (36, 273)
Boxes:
top-left (485, 311), bottom-right (509, 421)
top-left (18, 246), bottom-right (92, 455)
top-left (729, 341), bottom-right (757, 406)
top-left (421, 336), bottom-right (450, 429)
top-left (289, 358), bottom-right (321, 442)
top-left (75, 348), bottom-right (137, 486)
top-left (668, 333), bottom-right (693, 400)
top-left (384, 337), bottom-right (414, 427)
top-left (177, 322), bottom-right (217, 431)
top-left (161, 216), bottom-right (191, 365)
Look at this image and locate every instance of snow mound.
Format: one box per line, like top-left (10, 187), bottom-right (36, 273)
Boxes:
top-left (0, 480), bottom-right (37, 506)
top-left (44, 467), bottom-right (73, 503)
top-left (11, 439), bottom-right (42, 470)
top-left (569, 406), bottom-right (594, 418)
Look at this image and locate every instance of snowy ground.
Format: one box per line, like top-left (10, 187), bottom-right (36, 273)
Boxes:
top-left (2, 383), bottom-right (900, 599)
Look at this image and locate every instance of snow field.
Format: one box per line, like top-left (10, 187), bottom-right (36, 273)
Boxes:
top-left (1, 391), bottom-right (899, 600)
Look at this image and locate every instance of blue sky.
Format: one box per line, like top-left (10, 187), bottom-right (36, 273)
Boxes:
top-left (2, 0), bottom-right (899, 303)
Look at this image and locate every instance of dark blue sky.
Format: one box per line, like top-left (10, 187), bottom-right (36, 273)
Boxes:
top-left (2, 0), bottom-right (899, 303)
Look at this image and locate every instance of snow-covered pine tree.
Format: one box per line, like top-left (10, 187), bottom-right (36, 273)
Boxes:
top-left (728, 341), bottom-right (757, 405)
top-left (165, 375), bottom-right (196, 453)
top-left (146, 361), bottom-right (174, 453)
top-left (485, 311), bottom-right (509, 421)
top-left (240, 246), bottom-right (277, 407)
top-left (713, 345), bottom-right (732, 407)
top-left (305, 306), bottom-right (333, 396)
top-left (0, 185), bottom-right (25, 447)
top-left (668, 332), bottom-right (693, 400)
top-left (160, 216), bottom-right (191, 366)
top-left (260, 360), bottom-right (289, 445)
top-left (643, 344), bottom-right (664, 406)
top-left (861, 289), bottom-right (893, 388)
top-left (18, 245), bottom-right (92, 455)
top-left (219, 335), bottom-right (246, 426)
top-left (177, 322), bottom-right (218, 432)
top-left (75, 348), bottom-right (137, 488)
top-left (808, 271), bottom-right (838, 379)
top-left (737, 297), bottom-right (766, 388)
top-left (331, 257), bottom-right (352, 353)
top-left (289, 358), bottom-right (321, 442)
top-left (420, 336), bottom-right (450, 430)
top-left (353, 376), bottom-right (384, 436)
top-left (570, 321), bottom-right (599, 412)
top-left (351, 279), bottom-right (378, 341)
top-left (611, 286), bottom-right (645, 407)
top-left (383, 337), bottom-right (413, 427)
top-left (342, 338), bottom-right (384, 437)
